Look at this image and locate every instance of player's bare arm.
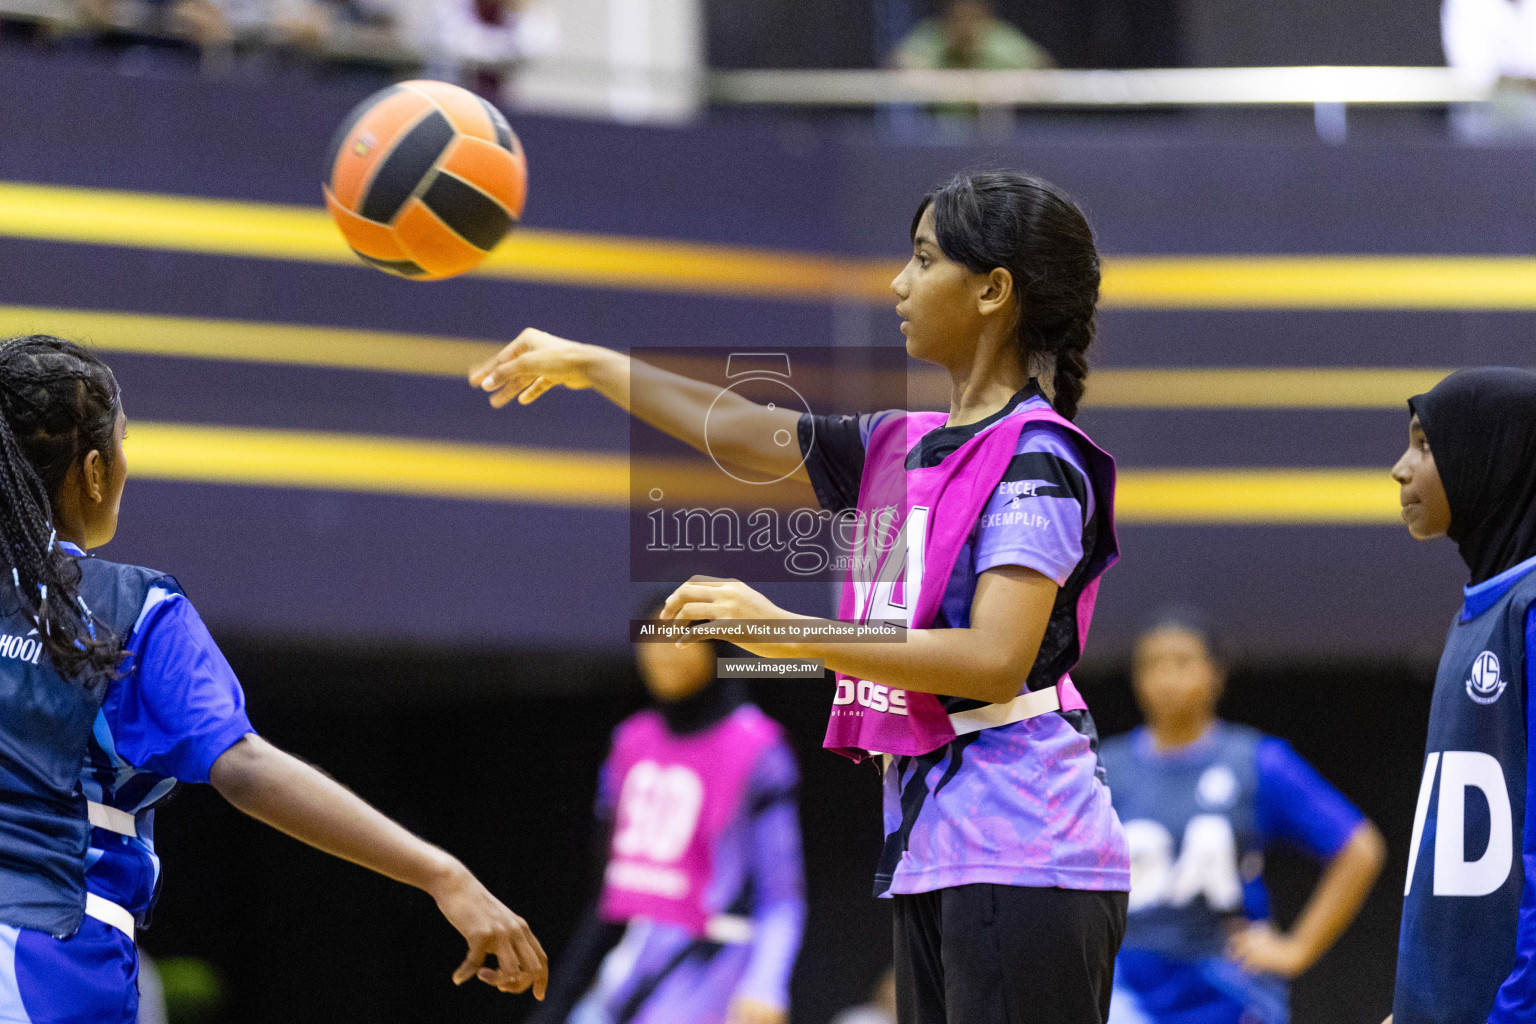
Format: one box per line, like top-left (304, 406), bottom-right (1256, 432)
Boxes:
top-left (469, 329), bottom-right (808, 483)
top-left (1226, 820), bottom-right (1385, 977)
top-left (659, 566), bottom-right (1056, 706)
top-left (210, 734), bottom-right (548, 998)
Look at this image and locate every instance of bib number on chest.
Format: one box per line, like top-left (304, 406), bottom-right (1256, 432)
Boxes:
top-left (1123, 816), bottom-right (1244, 913)
top-left (606, 761), bottom-right (708, 900)
top-left (613, 761), bottom-right (705, 864)
top-left (852, 505), bottom-right (928, 627)
top-left (836, 506), bottom-right (928, 716)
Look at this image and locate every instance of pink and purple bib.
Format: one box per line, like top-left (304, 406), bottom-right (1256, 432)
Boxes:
top-left (600, 704), bottom-right (783, 937)
top-left (823, 406), bottom-right (1118, 760)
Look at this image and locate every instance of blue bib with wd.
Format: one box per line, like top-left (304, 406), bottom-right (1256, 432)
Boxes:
top-left (1394, 565), bottom-right (1535, 1024)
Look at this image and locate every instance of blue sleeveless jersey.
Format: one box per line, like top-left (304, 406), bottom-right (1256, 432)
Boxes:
top-left (1395, 555), bottom-right (1536, 1024)
top-left (0, 544), bottom-right (255, 1024)
top-left (0, 555), bottom-right (167, 937)
top-left (1101, 723), bottom-right (1363, 1024)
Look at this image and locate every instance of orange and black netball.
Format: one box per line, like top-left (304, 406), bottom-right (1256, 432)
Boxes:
top-left (323, 80), bottom-right (527, 281)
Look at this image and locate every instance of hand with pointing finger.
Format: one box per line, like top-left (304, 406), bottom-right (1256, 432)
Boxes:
top-left (469, 328), bottom-right (603, 409)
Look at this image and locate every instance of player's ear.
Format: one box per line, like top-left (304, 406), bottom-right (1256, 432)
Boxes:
top-left (80, 448), bottom-right (106, 504)
top-left (977, 267), bottom-right (1014, 317)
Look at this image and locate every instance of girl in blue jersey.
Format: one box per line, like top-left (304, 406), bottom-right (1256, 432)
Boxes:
top-left (1102, 610), bottom-right (1385, 1024)
top-left (531, 594), bottom-right (805, 1024)
top-left (1387, 368), bottom-right (1536, 1024)
top-left (471, 170), bottom-right (1130, 1024)
top-left (0, 335), bottom-right (547, 1024)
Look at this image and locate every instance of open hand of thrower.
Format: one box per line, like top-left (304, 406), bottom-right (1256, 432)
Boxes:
top-left (469, 329), bottom-right (611, 407)
top-left (659, 576), bottom-right (802, 653)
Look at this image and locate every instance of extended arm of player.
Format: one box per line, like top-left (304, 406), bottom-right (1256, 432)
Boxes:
top-left (661, 566), bottom-right (1057, 706)
top-left (1228, 820), bottom-right (1386, 978)
top-left (209, 734), bottom-right (549, 998)
top-left (469, 329), bottom-right (809, 484)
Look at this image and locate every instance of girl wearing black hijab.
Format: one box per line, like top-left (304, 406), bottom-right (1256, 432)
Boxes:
top-left (1387, 367), bottom-right (1536, 1024)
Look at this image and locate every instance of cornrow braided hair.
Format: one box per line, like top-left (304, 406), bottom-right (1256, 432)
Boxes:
top-left (913, 170), bottom-right (1100, 420)
top-left (0, 335), bottom-right (124, 688)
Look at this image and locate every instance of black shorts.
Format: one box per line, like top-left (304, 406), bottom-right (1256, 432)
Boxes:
top-left (892, 884), bottom-right (1128, 1024)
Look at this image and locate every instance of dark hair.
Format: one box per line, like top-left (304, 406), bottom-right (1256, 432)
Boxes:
top-left (1137, 605), bottom-right (1228, 669)
top-left (912, 170), bottom-right (1100, 419)
top-left (0, 336), bottom-right (124, 687)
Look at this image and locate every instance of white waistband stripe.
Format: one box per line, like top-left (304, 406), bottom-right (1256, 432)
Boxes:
top-left (947, 687), bottom-right (1061, 736)
top-left (704, 914), bottom-right (755, 944)
top-left (84, 893), bottom-right (135, 940)
top-left (86, 801), bottom-right (138, 838)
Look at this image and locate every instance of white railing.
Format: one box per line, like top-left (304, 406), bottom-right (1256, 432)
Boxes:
top-left (709, 66), bottom-right (1490, 107)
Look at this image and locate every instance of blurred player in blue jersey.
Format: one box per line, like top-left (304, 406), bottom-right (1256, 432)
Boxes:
top-left (529, 593), bottom-right (804, 1024)
top-left (1388, 369), bottom-right (1536, 1024)
top-left (0, 335), bottom-right (546, 1024)
top-left (1102, 609), bottom-right (1385, 1024)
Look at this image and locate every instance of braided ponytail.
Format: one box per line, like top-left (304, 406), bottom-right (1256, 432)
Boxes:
top-left (1050, 324), bottom-right (1093, 421)
top-left (0, 336), bottom-right (124, 688)
top-left (913, 171), bottom-right (1100, 420)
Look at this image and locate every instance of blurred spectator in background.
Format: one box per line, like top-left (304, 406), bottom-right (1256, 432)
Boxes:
top-left (214, 0), bottom-right (399, 54)
top-left (829, 966), bottom-right (896, 1024)
top-left (1441, 0), bottom-right (1536, 136)
top-left (1442, 0), bottom-right (1536, 86)
top-left (76, 0), bottom-right (228, 50)
top-left (891, 0), bottom-right (1053, 71)
top-left (403, 0), bottom-right (557, 99)
top-left (528, 591), bottom-right (805, 1024)
top-left (75, 0), bottom-right (401, 63)
top-left (1100, 610), bottom-right (1385, 1024)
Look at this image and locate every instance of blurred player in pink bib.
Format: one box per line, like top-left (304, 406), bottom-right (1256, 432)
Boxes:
top-left (530, 594), bottom-right (805, 1024)
top-left (471, 170), bottom-right (1131, 1024)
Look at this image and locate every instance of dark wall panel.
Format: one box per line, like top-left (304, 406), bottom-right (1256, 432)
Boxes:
top-left (1182, 0), bottom-right (1444, 67)
top-left (0, 54), bottom-right (1527, 665)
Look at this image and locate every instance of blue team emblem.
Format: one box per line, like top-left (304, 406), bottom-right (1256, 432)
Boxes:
top-left (1466, 651), bottom-right (1506, 705)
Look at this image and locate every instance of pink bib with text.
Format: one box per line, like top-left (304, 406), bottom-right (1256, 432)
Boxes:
top-left (822, 407), bottom-right (1117, 760)
top-left (600, 705), bottom-right (782, 936)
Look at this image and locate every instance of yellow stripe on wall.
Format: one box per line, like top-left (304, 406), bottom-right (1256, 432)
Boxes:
top-left (125, 421), bottom-right (1402, 524)
top-left (0, 182), bottom-right (892, 302)
top-left (0, 305), bottom-right (501, 377)
top-left (1085, 367), bottom-right (1453, 409)
top-left (1103, 256), bottom-right (1536, 310)
top-left (3, 181), bottom-right (1536, 309)
top-left (1117, 469), bottom-right (1399, 524)
top-left (0, 303), bottom-right (1454, 409)
top-left (127, 422), bottom-right (630, 506)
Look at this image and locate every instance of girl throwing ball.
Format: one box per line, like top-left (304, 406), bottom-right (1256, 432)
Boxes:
top-left (473, 170), bottom-right (1129, 1023)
